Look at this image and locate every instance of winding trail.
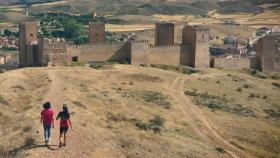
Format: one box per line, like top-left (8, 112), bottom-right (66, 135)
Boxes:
top-left (168, 76), bottom-right (256, 158)
top-left (29, 69), bottom-right (101, 158)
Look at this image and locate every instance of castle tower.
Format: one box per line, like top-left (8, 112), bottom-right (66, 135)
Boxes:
top-left (155, 22), bottom-right (174, 46)
top-left (182, 25), bottom-right (210, 68)
top-left (88, 22), bottom-right (105, 44)
top-left (19, 22), bottom-right (38, 67)
top-left (255, 32), bottom-right (280, 72)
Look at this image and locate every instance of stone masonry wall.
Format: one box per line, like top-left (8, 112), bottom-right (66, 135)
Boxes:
top-left (195, 30), bottom-right (210, 68)
top-left (19, 22), bottom-right (38, 67)
top-left (149, 45), bottom-right (181, 65)
top-left (180, 44), bottom-right (192, 66)
top-left (69, 42), bottom-right (131, 63)
top-left (88, 23), bottom-right (105, 44)
top-left (42, 43), bottom-right (71, 66)
top-left (131, 41), bottom-right (150, 65)
top-left (214, 57), bottom-right (250, 70)
top-left (155, 23), bottom-right (174, 46)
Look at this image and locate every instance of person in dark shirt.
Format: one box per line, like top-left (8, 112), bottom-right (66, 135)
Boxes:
top-left (56, 104), bottom-right (72, 147)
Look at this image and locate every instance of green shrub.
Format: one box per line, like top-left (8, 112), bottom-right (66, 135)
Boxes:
top-left (135, 121), bottom-right (149, 131)
top-left (271, 74), bottom-right (280, 80)
top-left (135, 116), bottom-right (165, 134)
top-left (185, 90), bottom-right (255, 117)
top-left (216, 147), bottom-right (225, 153)
top-left (149, 115), bottom-right (165, 127)
top-left (236, 87), bottom-right (242, 92)
top-left (0, 95), bottom-right (9, 105)
top-left (264, 106), bottom-right (280, 118)
top-left (249, 93), bottom-right (255, 98)
top-left (243, 84), bottom-right (251, 89)
top-left (24, 137), bottom-right (35, 147)
top-left (0, 145), bottom-right (6, 156)
top-left (90, 63), bottom-right (103, 69)
top-left (272, 82), bottom-right (280, 88)
top-left (245, 69), bottom-right (267, 79)
top-left (23, 126), bottom-right (32, 132)
top-left (140, 91), bottom-right (171, 109)
top-left (150, 64), bottom-right (197, 75)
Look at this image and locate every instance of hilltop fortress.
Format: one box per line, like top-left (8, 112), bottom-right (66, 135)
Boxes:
top-left (18, 22), bottom-right (210, 69)
top-left (18, 21), bottom-right (280, 72)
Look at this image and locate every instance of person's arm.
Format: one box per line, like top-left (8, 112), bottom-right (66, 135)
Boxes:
top-left (56, 112), bottom-right (60, 120)
top-left (40, 111), bottom-right (43, 123)
top-left (52, 111), bottom-right (55, 128)
top-left (68, 116), bottom-right (72, 130)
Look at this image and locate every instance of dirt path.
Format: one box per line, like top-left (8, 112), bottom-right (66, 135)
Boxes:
top-left (26, 69), bottom-right (101, 158)
top-left (168, 76), bottom-right (256, 158)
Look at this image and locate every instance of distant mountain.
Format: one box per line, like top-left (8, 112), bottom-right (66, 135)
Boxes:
top-left (0, 0), bottom-right (60, 5)
top-left (1, 0), bottom-right (279, 15)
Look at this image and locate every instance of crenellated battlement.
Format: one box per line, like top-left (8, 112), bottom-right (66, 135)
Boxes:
top-left (131, 40), bottom-right (149, 44)
top-left (150, 43), bottom-right (181, 48)
top-left (43, 43), bottom-right (68, 49)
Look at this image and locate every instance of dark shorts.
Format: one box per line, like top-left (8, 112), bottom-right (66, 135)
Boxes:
top-left (60, 127), bottom-right (68, 134)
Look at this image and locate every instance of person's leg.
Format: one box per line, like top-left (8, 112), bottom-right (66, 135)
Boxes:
top-left (43, 124), bottom-right (47, 141)
top-left (63, 132), bottom-right (67, 146)
top-left (63, 127), bottom-right (68, 146)
top-left (59, 127), bottom-right (63, 147)
top-left (47, 125), bottom-right (51, 141)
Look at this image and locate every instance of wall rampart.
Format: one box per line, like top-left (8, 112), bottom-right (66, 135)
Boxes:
top-left (69, 42), bottom-right (131, 62)
top-left (149, 45), bottom-right (181, 65)
top-left (131, 41), bottom-right (150, 65)
top-left (214, 57), bottom-right (250, 70)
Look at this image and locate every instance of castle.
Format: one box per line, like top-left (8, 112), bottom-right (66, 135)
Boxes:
top-left (19, 22), bottom-right (210, 69)
top-left (18, 21), bottom-right (280, 72)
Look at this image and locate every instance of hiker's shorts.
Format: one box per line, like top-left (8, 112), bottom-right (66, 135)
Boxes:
top-left (60, 127), bottom-right (68, 134)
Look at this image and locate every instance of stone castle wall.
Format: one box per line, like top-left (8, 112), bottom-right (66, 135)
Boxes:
top-left (68, 42), bottom-right (131, 63)
top-left (149, 44), bottom-right (181, 65)
top-left (42, 42), bottom-right (71, 66)
top-left (131, 41), bottom-right (150, 65)
top-left (180, 44), bottom-right (192, 65)
top-left (214, 57), bottom-right (250, 70)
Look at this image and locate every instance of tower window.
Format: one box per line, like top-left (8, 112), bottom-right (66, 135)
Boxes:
top-left (95, 33), bottom-right (98, 36)
top-left (30, 33), bottom-right (33, 37)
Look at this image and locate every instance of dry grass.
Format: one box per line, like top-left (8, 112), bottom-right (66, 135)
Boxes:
top-left (184, 69), bottom-right (280, 158)
top-left (0, 66), bottom-right (279, 158)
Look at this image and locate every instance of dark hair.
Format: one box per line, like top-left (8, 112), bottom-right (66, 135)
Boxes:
top-left (43, 102), bottom-right (51, 109)
top-left (63, 104), bottom-right (70, 118)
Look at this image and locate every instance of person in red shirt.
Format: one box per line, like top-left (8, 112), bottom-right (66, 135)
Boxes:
top-left (56, 104), bottom-right (72, 147)
top-left (41, 102), bottom-right (54, 145)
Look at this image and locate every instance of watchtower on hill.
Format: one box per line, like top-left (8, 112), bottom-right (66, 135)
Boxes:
top-left (155, 23), bottom-right (175, 46)
top-left (88, 23), bottom-right (105, 44)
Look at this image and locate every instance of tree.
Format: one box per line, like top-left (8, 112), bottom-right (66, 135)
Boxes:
top-left (41, 26), bottom-right (49, 37)
top-left (4, 29), bottom-right (12, 36)
top-left (63, 20), bottom-right (82, 39)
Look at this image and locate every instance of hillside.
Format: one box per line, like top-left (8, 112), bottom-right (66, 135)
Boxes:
top-left (0, 65), bottom-right (279, 158)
